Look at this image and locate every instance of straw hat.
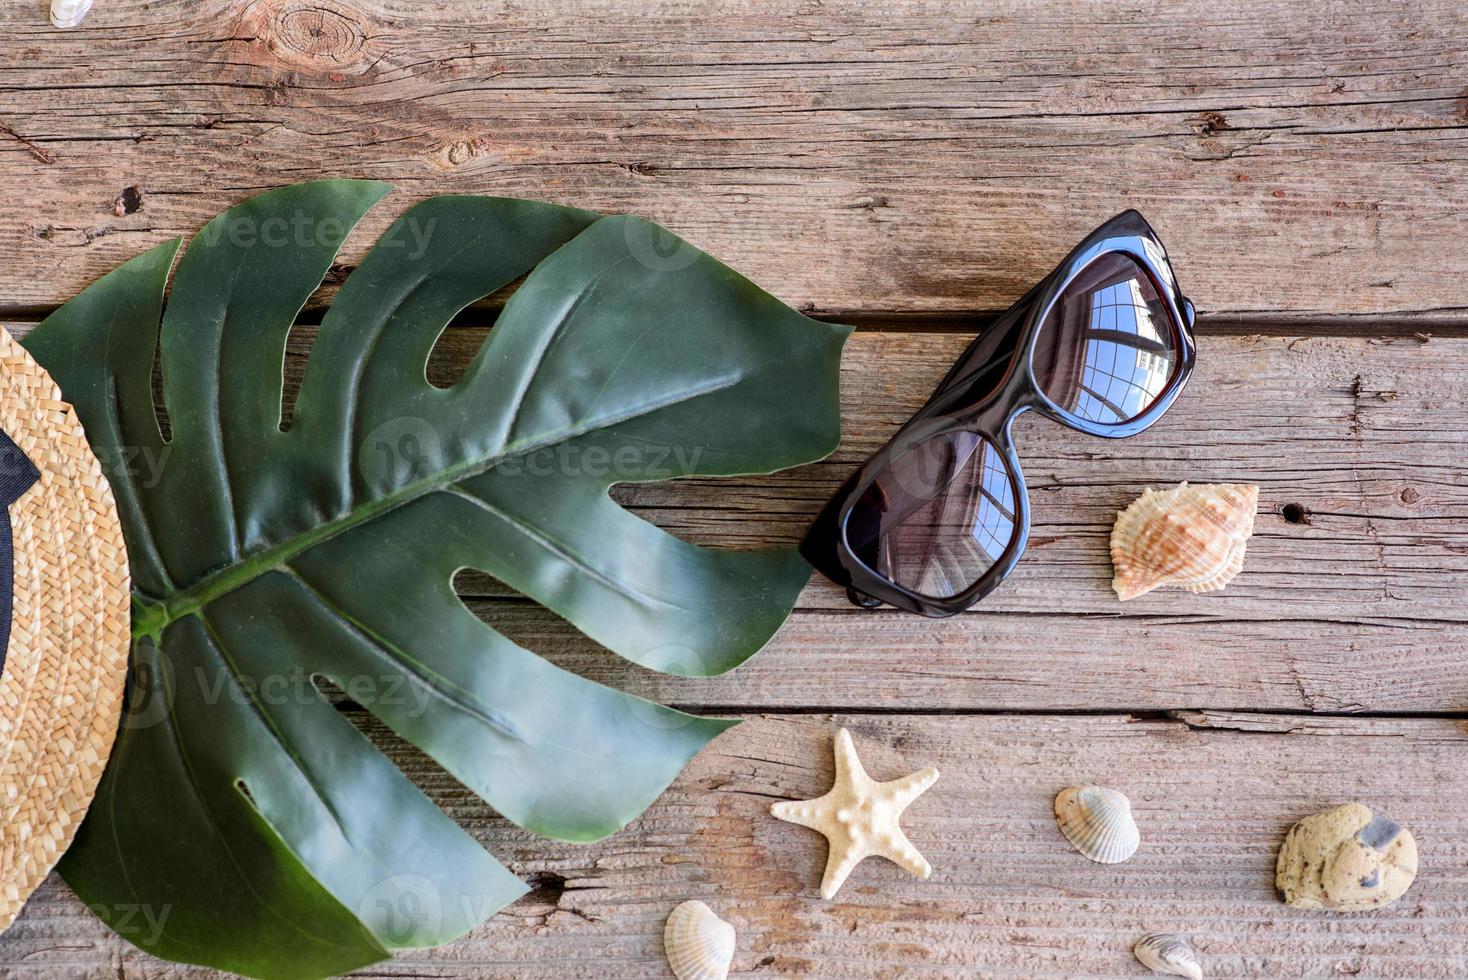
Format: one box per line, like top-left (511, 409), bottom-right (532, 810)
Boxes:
top-left (0, 326), bottom-right (130, 931)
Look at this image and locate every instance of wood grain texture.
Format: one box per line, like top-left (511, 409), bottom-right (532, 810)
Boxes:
top-left (3, 1), bottom-right (1467, 976)
top-left (1, 319), bottom-right (1460, 714)
top-left (366, 328), bottom-right (1468, 713)
top-left (6, 712), bottom-right (1467, 978)
top-left (1, 0), bottom-right (1467, 318)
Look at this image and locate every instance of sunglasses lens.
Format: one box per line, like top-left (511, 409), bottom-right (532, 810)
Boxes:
top-left (844, 431), bottom-right (1019, 599)
top-left (1032, 252), bottom-right (1179, 425)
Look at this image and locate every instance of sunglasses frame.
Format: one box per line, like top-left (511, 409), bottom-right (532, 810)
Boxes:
top-left (800, 210), bottom-right (1198, 617)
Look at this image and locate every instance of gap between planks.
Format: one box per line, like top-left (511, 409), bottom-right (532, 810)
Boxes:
top-left (319, 694), bottom-right (1468, 723)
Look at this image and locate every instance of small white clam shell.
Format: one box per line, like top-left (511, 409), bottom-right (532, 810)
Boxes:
top-left (1134, 932), bottom-right (1204, 980)
top-left (50, 0), bottom-right (94, 29)
top-left (664, 900), bottom-right (735, 980)
top-left (1054, 785), bottom-right (1140, 864)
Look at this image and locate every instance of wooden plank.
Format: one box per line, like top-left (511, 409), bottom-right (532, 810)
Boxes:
top-left (1, 1), bottom-right (1467, 318)
top-left (6, 712), bottom-right (1467, 977)
top-left (0, 5), bottom-right (1463, 980)
top-left (383, 328), bottom-right (1468, 713)
top-left (468, 604), bottom-right (1468, 714)
top-left (485, 329), bottom-right (1467, 713)
top-left (298, 327), bottom-right (1462, 627)
top-left (611, 331), bottom-right (1468, 621)
top-left (2, 318), bottom-right (1460, 711)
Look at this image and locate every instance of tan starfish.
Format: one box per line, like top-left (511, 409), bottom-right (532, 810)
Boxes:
top-left (771, 728), bottom-right (939, 899)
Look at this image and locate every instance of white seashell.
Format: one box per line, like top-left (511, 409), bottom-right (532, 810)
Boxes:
top-left (1110, 482), bottom-right (1258, 601)
top-left (1134, 932), bottom-right (1204, 980)
top-left (663, 900), bottom-right (735, 980)
top-left (1054, 785), bottom-right (1140, 864)
top-left (50, 0), bottom-right (94, 29)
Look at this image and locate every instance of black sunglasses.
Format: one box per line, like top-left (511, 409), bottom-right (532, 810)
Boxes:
top-left (801, 210), bottom-right (1197, 617)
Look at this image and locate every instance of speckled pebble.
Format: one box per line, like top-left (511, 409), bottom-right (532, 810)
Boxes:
top-left (1276, 803), bottom-right (1417, 911)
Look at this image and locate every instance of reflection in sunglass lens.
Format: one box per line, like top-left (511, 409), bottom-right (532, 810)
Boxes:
top-left (844, 431), bottom-right (1018, 599)
top-left (1032, 253), bottom-right (1177, 424)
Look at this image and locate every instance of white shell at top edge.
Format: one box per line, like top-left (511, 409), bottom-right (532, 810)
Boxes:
top-left (1054, 785), bottom-right (1140, 864)
top-left (1110, 482), bottom-right (1258, 601)
top-left (1134, 932), bottom-right (1204, 980)
top-left (664, 900), bottom-right (735, 980)
top-left (50, 0), bottom-right (94, 28)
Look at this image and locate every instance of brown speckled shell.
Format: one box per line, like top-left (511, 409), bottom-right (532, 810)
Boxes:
top-left (1275, 803), bottom-right (1418, 911)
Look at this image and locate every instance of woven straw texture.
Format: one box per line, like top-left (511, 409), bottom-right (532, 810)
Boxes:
top-left (0, 326), bottom-right (130, 932)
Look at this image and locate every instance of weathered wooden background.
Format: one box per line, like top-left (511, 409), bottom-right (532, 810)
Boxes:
top-left (2, 0), bottom-right (1466, 977)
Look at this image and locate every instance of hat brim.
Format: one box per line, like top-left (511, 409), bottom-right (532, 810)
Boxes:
top-left (0, 326), bottom-right (130, 931)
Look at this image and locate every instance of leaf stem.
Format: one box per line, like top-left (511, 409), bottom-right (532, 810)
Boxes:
top-left (131, 455), bottom-right (484, 638)
top-left (127, 378), bottom-right (728, 639)
top-left (129, 341), bottom-right (763, 640)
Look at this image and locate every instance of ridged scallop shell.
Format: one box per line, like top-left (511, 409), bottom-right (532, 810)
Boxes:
top-left (1054, 785), bottom-right (1140, 864)
top-left (1110, 482), bottom-right (1258, 601)
top-left (49, 0), bottom-right (94, 28)
top-left (1134, 932), bottom-right (1204, 980)
top-left (664, 900), bottom-right (735, 980)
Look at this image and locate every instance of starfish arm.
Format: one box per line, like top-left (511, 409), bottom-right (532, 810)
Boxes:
top-left (819, 836), bottom-right (868, 900)
top-left (884, 767), bottom-right (940, 812)
top-left (772, 795), bottom-right (833, 832)
top-left (832, 728), bottom-right (871, 786)
top-left (873, 826), bottom-right (933, 880)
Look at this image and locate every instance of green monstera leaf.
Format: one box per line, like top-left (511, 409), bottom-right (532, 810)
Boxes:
top-left (24, 181), bottom-right (848, 979)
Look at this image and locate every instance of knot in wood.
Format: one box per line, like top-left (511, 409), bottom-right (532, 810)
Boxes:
top-left (265, 1), bottom-right (369, 70)
top-left (430, 136), bottom-right (492, 171)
